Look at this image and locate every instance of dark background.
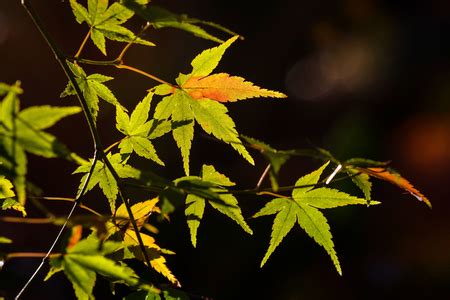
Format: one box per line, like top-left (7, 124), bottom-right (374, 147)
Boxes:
top-left (1, 0), bottom-right (450, 299)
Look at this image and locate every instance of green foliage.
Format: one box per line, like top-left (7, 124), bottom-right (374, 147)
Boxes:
top-left (61, 62), bottom-right (121, 122)
top-left (184, 165), bottom-right (252, 247)
top-left (1, 2), bottom-right (431, 300)
top-left (69, 0), bottom-right (154, 55)
top-left (46, 235), bottom-right (151, 300)
top-left (73, 153), bottom-right (139, 212)
top-left (153, 36), bottom-right (269, 174)
top-left (116, 92), bottom-right (169, 165)
top-left (0, 81), bottom-right (81, 204)
top-left (254, 162), bottom-right (378, 274)
top-left (121, 1), bottom-right (237, 43)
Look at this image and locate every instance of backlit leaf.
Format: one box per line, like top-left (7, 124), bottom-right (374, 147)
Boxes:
top-left (0, 82), bottom-right (80, 204)
top-left (61, 63), bottom-right (121, 122)
top-left (74, 153), bottom-right (139, 212)
top-left (69, 0), bottom-right (154, 55)
top-left (182, 73), bottom-right (286, 102)
top-left (258, 198), bottom-right (295, 267)
top-left (121, 1), bottom-right (238, 43)
top-left (295, 202), bottom-right (341, 275)
top-left (255, 162), bottom-right (371, 274)
top-left (357, 167), bottom-right (431, 208)
top-left (347, 168), bottom-right (372, 202)
top-left (185, 194), bottom-right (205, 247)
top-left (184, 165), bottom-right (252, 247)
top-left (189, 36), bottom-right (238, 78)
top-left (47, 236), bottom-right (145, 300)
top-left (0, 176), bottom-right (15, 199)
top-left (190, 98), bottom-right (253, 165)
top-left (18, 106), bottom-right (81, 130)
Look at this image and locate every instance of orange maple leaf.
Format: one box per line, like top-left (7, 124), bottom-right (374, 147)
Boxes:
top-left (357, 167), bottom-right (431, 208)
top-left (182, 73), bottom-right (287, 102)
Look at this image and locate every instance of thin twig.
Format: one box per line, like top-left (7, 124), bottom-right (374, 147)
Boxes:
top-left (0, 217), bottom-right (53, 224)
top-left (74, 29), bottom-right (91, 58)
top-left (31, 196), bottom-right (101, 216)
top-left (6, 252), bottom-right (61, 260)
top-left (104, 139), bottom-right (123, 154)
top-left (116, 22), bottom-right (151, 62)
top-left (116, 64), bottom-right (175, 87)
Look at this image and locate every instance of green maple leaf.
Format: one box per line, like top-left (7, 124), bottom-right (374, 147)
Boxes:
top-left (153, 36), bottom-right (285, 174)
top-left (153, 89), bottom-right (195, 175)
top-left (115, 92), bottom-right (170, 165)
top-left (69, 0), bottom-right (154, 55)
top-left (121, 1), bottom-right (240, 43)
top-left (184, 165), bottom-right (252, 247)
top-left (73, 153), bottom-right (140, 212)
top-left (61, 62), bottom-right (122, 122)
top-left (0, 81), bottom-right (81, 204)
top-left (254, 162), bottom-right (379, 274)
top-left (46, 235), bottom-right (149, 300)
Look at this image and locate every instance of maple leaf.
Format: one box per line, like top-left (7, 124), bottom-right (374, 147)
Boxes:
top-left (121, 1), bottom-right (240, 43)
top-left (108, 198), bottom-right (180, 287)
top-left (254, 162), bottom-right (379, 274)
top-left (152, 36), bottom-right (286, 174)
top-left (61, 62), bottom-right (122, 122)
top-left (69, 0), bottom-right (154, 55)
top-left (356, 167), bottom-right (431, 208)
top-left (0, 81), bottom-right (81, 204)
top-left (46, 235), bottom-right (151, 300)
top-left (184, 165), bottom-right (253, 247)
top-left (116, 92), bottom-right (170, 165)
top-left (183, 73), bottom-right (286, 102)
top-left (73, 153), bottom-right (140, 213)
top-left (0, 175), bottom-right (26, 216)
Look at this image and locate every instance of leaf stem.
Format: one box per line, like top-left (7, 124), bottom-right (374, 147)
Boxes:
top-left (68, 57), bottom-right (176, 87)
top-left (0, 217), bottom-right (53, 224)
top-left (116, 64), bottom-right (176, 87)
top-left (256, 191), bottom-right (289, 198)
top-left (30, 196), bottom-right (101, 216)
top-left (116, 22), bottom-right (151, 62)
top-left (6, 252), bottom-right (61, 260)
top-left (104, 139), bottom-right (123, 154)
top-left (74, 29), bottom-right (92, 58)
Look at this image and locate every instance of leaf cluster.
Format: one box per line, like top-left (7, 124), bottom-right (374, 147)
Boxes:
top-left (0, 1), bottom-right (432, 300)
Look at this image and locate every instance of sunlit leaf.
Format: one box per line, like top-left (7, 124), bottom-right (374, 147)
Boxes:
top-left (184, 165), bottom-right (252, 247)
top-left (46, 235), bottom-right (149, 300)
top-left (62, 63), bottom-right (121, 122)
top-left (116, 93), bottom-right (165, 165)
top-left (74, 153), bottom-right (140, 212)
top-left (0, 82), bottom-right (80, 204)
top-left (254, 162), bottom-right (370, 274)
top-left (183, 73), bottom-right (286, 102)
top-left (357, 167), bottom-right (431, 208)
top-left (121, 1), bottom-right (236, 43)
top-left (69, 0), bottom-right (154, 55)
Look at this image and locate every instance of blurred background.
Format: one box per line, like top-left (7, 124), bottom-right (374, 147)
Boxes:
top-left (1, 0), bottom-right (450, 299)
